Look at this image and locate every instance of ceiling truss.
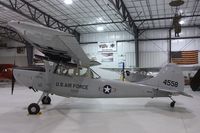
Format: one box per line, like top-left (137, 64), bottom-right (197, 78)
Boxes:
top-left (0, 0), bottom-right (80, 41)
top-left (108, 0), bottom-right (138, 35)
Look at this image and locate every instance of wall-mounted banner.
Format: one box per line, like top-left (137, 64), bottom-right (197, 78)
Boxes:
top-left (98, 41), bottom-right (117, 52)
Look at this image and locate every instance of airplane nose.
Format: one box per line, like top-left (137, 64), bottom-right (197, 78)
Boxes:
top-left (13, 68), bottom-right (28, 86)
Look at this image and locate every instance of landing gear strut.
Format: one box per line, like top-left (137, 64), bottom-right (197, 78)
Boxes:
top-left (169, 96), bottom-right (176, 108)
top-left (28, 92), bottom-right (51, 115)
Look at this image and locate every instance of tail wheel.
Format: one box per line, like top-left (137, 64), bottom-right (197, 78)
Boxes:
top-left (28, 103), bottom-right (40, 115)
top-left (42, 96), bottom-right (51, 105)
top-left (170, 101), bottom-right (176, 108)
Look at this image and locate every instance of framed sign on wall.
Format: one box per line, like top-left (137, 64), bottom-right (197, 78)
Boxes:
top-left (98, 41), bottom-right (117, 52)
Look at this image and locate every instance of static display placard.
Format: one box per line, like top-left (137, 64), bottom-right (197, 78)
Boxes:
top-left (98, 41), bottom-right (117, 52)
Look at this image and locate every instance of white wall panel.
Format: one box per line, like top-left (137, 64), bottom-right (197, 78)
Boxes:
top-left (171, 27), bottom-right (200, 51)
top-left (139, 39), bottom-right (168, 67)
top-left (81, 31), bottom-right (135, 69)
top-left (0, 48), bottom-right (27, 66)
top-left (82, 41), bottom-right (135, 68)
top-left (139, 40), bottom-right (168, 52)
top-left (80, 31), bottom-right (134, 42)
top-left (140, 29), bottom-right (169, 39)
top-left (81, 28), bottom-right (200, 69)
top-left (171, 39), bottom-right (200, 51)
top-left (139, 52), bottom-right (168, 67)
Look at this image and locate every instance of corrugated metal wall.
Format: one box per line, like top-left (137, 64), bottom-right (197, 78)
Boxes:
top-left (81, 28), bottom-right (200, 68)
top-left (81, 31), bottom-right (135, 68)
top-left (139, 29), bottom-right (168, 67)
top-left (0, 40), bottom-right (27, 66)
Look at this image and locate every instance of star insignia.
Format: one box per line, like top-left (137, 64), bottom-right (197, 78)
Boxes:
top-left (103, 85), bottom-right (112, 94)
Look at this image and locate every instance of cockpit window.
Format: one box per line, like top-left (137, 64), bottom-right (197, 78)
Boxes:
top-left (54, 64), bottom-right (100, 79)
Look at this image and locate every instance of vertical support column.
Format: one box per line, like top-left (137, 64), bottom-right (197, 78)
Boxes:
top-left (26, 44), bottom-right (33, 66)
top-left (135, 30), bottom-right (139, 67)
top-left (168, 29), bottom-right (172, 63)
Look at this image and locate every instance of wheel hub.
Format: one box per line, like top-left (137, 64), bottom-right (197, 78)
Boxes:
top-left (31, 107), bottom-right (36, 112)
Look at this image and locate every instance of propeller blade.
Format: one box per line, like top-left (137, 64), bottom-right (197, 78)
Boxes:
top-left (11, 60), bottom-right (16, 95)
top-left (11, 74), bottom-right (15, 95)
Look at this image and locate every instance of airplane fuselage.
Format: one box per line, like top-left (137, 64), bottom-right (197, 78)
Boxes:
top-left (14, 68), bottom-right (170, 98)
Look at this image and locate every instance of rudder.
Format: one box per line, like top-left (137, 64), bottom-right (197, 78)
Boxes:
top-left (139, 64), bottom-right (184, 92)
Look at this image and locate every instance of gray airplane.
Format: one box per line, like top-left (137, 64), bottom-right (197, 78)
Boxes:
top-left (8, 21), bottom-right (192, 115)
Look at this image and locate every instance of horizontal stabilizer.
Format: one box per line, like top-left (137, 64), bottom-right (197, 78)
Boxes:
top-left (155, 88), bottom-right (193, 98)
top-left (179, 92), bottom-right (193, 98)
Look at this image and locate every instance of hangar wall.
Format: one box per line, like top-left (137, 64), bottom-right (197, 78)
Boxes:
top-left (81, 28), bottom-right (200, 68)
top-left (0, 40), bottom-right (27, 66)
top-left (80, 31), bottom-right (135, 68)
top-left (139, 27), bottom-right (200, 67)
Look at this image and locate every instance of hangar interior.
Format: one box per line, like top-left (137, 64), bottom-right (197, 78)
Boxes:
top-left (0, 0), bottom-right (200, 133)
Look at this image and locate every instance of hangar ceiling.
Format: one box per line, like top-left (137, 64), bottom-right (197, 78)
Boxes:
top-left (0, 0), bottom-right (199, 35)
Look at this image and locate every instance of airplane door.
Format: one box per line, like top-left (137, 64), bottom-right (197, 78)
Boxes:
top-left (33, 73), bottom-right (45, 91)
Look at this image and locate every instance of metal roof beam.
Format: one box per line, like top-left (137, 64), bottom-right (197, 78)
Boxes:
top-left (134, 14), bottom-right (200, 22)
top-left (0, 0), bottom-right (80, 42)
top-left (140, 25), bottom-right (200, 30)
top-left (0, 25), bottom-right (25, 43)
top-left (69, 21), bottom-right (124, 27)
top-left (108, 0), bottom-right (138, 35)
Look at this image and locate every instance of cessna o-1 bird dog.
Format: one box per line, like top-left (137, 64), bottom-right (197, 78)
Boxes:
top-left (8, 21), bottom-right (192, 115)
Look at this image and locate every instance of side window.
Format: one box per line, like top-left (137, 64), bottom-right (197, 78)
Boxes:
top-left (68, 68), bottom-right (74, 76)
top-left (90, 69), bottom-right (100, 79)
top-left (54, 65), bottom-right (100, 79)
top-left (79, 68), bottom-right (88, 76)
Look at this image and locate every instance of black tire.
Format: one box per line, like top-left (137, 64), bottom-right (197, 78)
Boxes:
top-left (28, 103), bottom-right (40, 115)
top-left (42, 96), bottom-right (51, 105)
top-left (170, 101), bottom-right (176, 108)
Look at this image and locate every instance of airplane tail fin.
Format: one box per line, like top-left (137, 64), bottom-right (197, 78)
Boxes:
top-left (139, 63), bottom-right (184, 92)
top-left (190, 69), bottom-right (200, 91)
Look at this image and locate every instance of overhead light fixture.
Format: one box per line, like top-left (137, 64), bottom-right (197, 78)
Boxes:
top-left (97, 26), bottom-right (104, 32)
top-left (179, 20), bottom-right (184, 25)
top-left (97, 17), bottom-right (103, 21)
top-left (179, 9), bottom-right (183, 14)
top-left (64, 0), bottom-right (73, 5)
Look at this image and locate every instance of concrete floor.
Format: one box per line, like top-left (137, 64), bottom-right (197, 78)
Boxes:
top-left (0, 83), bottom-right (200, 133)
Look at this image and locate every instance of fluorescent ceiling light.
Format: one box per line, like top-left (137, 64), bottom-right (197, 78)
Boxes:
top-left (97, 26), bottom-right (104, 31)
top-left (179, 9), bottom-right (183, 14)
top-left (97, 17), bottom-right (103, 21)
top-left (64, 0), bottom-right (73, 5)
top-left (179, 20), bottom-right (185, 25)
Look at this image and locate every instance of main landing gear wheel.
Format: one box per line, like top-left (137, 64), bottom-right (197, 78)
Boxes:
top-left (28, 103), bottom-right (40, 115)
top-left (42, 96), bottom-right (51, 105)
top-left (170, 101), bottom-right (176, 108)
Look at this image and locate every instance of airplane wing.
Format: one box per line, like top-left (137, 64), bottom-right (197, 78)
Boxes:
top-left (8, 21), bottom-right (100, 67)
top-left (33, 35), bottom-right (91, 66)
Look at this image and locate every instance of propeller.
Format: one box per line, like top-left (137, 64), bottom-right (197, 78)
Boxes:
top-left (11, 60), bottom-right (16, 95)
